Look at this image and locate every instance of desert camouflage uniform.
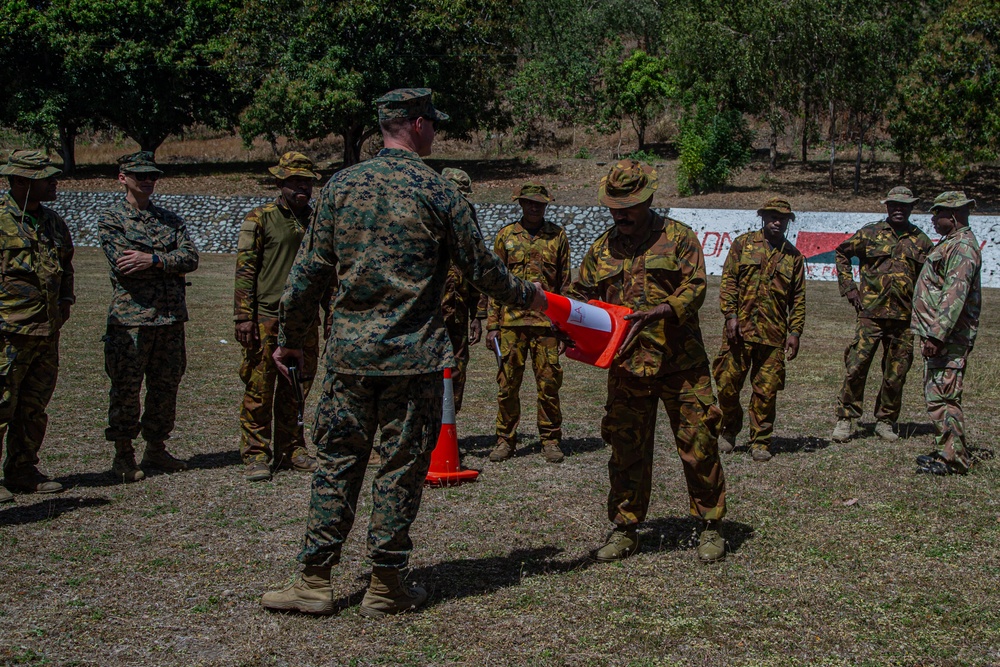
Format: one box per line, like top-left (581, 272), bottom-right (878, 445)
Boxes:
top-left (99, 200), bottom-right (199, 444)
top-left (441, 264), bottom-right (478, 411)
top-left (835, 220), bottom-right (932, 422)
top-left (234, 198), bottom-right (320, 464)
top-left (713, 230), bottom-right (805, 450)
top-left (280, 147), bottom-right (537, 569)
top-left (486, 220), bottom-right (570, 448)
top-left (569, 212), bottom-right (726, 525)
top-left (0, 193), bottom-right (74, 478)
top-left (911, 226), bottom-right (981, 471)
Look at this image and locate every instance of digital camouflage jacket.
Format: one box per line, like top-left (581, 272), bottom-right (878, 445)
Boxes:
top-left (98, 199), bottom-right (199, 326)
top-left (486, 219), bottom-right (570, 330)
top-left (719, 230), bottom-right (805, 348)
top-left (0, 193), bottom-right (75, 336)
top-left (568, 212), bottom-right (709, 377)
top-left (835, 219), bottom-right (932, 321)
top-left (911, 226), bottom-right (981, 348)
top-left (278, 148), bottom-right (537, 376)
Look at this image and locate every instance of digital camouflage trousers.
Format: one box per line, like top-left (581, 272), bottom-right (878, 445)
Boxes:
top-left (837, 318), bottom-right (914, 422)
top-left (924, 343), bottom-right (972, 471)
top-left (104, 323), bottom-right (185, 444)
top-left (602, 365), bottom-right (726, 525)
top-left (495, 326), bottom-right (562, 446)
top-left (298, 371), bottom-right (443, 570)
top-left (712, 338), bottom-right (786, 450)
top-left (239, 317), bottom-right (318, 464)
top-left (0, 332), bottom-right (59, 478)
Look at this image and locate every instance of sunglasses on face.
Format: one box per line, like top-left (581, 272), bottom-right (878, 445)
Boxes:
top-left (128, 172), bottom-right (159, 182)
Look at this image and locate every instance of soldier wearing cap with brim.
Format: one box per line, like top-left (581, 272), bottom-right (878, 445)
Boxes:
top-left (713, 198), bottom-right (805, 462)
top-left (235, 152), bottom-right (326, 483)
top-left (0, 150), bottom-right (75, 501)
top-left (567, 159), bottom-right (727, 563)
top-left (98, 151), bottom-right (199, 484)
top-left (261, 88), bottom-right (546, 617)
top-left (483, 181), bottom-right (571, 464)
top-left (911, 191), bottom-right (981, 475)
top-left (832, 186), bottom-right (933, 443)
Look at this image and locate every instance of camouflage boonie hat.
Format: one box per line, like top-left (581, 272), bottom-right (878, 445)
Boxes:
top-left (757, 197), bottom-right (795, 220)
top-left (512, 181), bottom-right (552, 203)
top-left (598, 159), bottom-right (658, 209)
top-left (268, 151), bottom-right (320, 180)
top-left (442, 167), bottom-right (472, 194)
top-left (117, 151), bottom-right (163, 174)
top-left (0, 150), bottom-right (61, 179)
top-left (880, 186), bottom-right (918, 205)
top-left (376, 88), bottom-right (450, 123)
top-left (930, 191), bottom-right (976, 211)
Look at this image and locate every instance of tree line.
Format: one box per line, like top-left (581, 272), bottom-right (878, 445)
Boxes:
top-left (1, 0), bottom-right (997, 192)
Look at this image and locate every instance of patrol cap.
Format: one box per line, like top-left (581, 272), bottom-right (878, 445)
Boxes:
top-left (880, 186), bottom-right (918, 205)
top-left (757, 197), bottom-right (795, 220)
top-left (117, 151), bottom-right (163, 175)
top-left (442, 167), bottom-right (472, 194)
top-left (0, 150), bottom-right (61, 179)
top-left (930, 191), bottom-right (976, 211)
top-left (512, 181), bottom-right (552, 203)
top-left (598, 159), bottom-right (658, 209)
top-left (269, 151), bottom-right (320, 180)
top-left (376, 88), bottom-right (450, 123)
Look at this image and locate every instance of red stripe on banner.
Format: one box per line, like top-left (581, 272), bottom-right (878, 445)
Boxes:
top-left (796, 231), bottom-right (851, 260)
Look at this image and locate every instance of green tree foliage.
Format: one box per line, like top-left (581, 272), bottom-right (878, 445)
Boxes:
top-left (232, 0), bottom-right (518, 167)
top-left (605, 50), bottom-right (675, 149)
top-left (676, 100), bottom-right (755, 196)
top-left (891, 0), bottom-right (1000, 180)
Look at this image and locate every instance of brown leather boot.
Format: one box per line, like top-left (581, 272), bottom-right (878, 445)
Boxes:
top-left (359, 567), bottom-right (428, 618)
top-left (111, 439), bottom-right (145, 483)
top-left (261, 565), bottom-right (335, 615)
top-left (141, 441), bottom-right (188, 472)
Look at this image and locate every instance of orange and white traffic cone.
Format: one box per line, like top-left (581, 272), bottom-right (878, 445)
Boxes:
top-left (425, 368), bottom-right (479, 487)
top-left (543, 292), bottom-right (633, 368)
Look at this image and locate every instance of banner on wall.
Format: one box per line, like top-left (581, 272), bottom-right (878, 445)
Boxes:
top-left (668, 208), bottom-right (1000, 287)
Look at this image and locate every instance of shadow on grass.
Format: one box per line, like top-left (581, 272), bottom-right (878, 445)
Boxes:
top-left (770, 435), bottom-right (830, 455)
top-left (0, 496), bottom-right (111, 527)
top-left (897, 422), bottom-right (936, 438)
top-left (187, 449), bottom-right (242, 470)
top-left (640, 517), bottom-right (754, 558)
top-left (459, 435), bottom-right (605, 459)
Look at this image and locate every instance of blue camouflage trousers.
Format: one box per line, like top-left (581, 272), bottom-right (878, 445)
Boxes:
top-left (0, 332), bottom-right (59, 477)
top-left (104, 323), bottom-right (186, 444)
top-left (299, 371), bottom-right (443, 569)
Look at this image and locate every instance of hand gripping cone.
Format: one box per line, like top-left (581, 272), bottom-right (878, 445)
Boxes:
top-left (543, 292), bottom-right (633, 368)
top-left (425, 368), bottom-right (479, 486)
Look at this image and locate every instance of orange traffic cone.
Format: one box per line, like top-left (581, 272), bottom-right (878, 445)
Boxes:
top-left (425, 368), bottom-right (479, 487)
top-left (543, 292), bottom-right (633, 368)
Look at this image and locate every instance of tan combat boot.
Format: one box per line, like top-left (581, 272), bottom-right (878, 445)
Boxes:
top-left (874, 420), bottom-right (899, 441)
top-left (488, 439), bottom-right (514, 462)
top-left (595, 527), bottom-right (639, 562)
top-left (141, 441), bottom-right (188, 472)
top-left (4, 466), bottom-right (63, 494)
top-left (276, 447), bottom-right (318, 473)
top-left (751, 446), bottom-right (772, 462)
top-left (359, 567), bottom-right (428, 618)
top-left (697, 520), bottom-right (726, 563)
top-left (541, 441), bottom-right (565, 463)
top-left (718, 430), bottom-right (738, 454)
top-left (111, 439), bottom-right (145, 483)
top-left (0, 485), bottom-right (12, 504)
top-left (261, 565), bottom-right (335, 615)
top-left (831, 418), bottom-right (854, 443)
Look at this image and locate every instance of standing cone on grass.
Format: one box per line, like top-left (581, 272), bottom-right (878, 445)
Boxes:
top-left (425, 368), bottom-right (479, 486)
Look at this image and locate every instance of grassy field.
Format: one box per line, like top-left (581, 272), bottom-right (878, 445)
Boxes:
top-left (1, 248), bottom-right (998, 667)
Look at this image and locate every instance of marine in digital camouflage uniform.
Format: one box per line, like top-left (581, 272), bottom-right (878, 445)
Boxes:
top-left (568, 159), bottom-right (726, 564)
top-left (99, 152), bottom-right (199, 483)
top-left (712, 198), bottom-right (805, 462)
top-left (439, 168), bottom-right (483, 412)
top-left (485, 182), bottom-right (570, 464)
top-left (234, 152), bottom-right (323, 482)
top-left (261, 89), bottom-right (543, 617)
top-left (832, 186), bottom-right (932, 443)
top-left (0, 151), bottom-right (74, 500)
top-left (911, 192), bottom-right (981, 475)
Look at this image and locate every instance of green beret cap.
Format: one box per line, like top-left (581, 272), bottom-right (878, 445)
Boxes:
top-left (117, 151), bottom-right (163, 174)
top-left (376, 88), bottom-right (450, 122)
top-left (0, 150), bottom-right (61, 179)
top-left (598, 159), bottom-right (658, 209)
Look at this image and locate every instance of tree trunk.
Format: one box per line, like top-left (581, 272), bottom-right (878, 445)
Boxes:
top-left (828, 101), bottom-right (836, 188)
top-left (58, 125), bottom-right (77, 175)
top-left (801, 102), bottom-right (809, 164)
top-left (853, 126), bottom-right (864, 195)
top-left (341, 126), bottom-right (364, 167)
top-left (769, 123), bottom-right (778, 171)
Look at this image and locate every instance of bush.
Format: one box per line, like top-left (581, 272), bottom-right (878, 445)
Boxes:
top-left (574, 146), bottom-right (592, 159)
top-left (625, 149), bottom-right (659, 164)
top-left (676, 103), bottom-right (754, 196)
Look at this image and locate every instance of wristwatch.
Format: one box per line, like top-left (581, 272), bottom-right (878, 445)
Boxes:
top-left (151, 254), bottom-right (161, 267)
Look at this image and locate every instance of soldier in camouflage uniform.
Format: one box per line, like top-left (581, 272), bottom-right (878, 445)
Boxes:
top-left (713, 198), bottom-right (805, 462)
top-left (99, 152), bottom-right (199, 483)
top-left (0, 151), bottom-right (74, 501)
top-left (235, 152), bottom-right (323, 482)
top-left (911, 192), bottom-right (981, 475)
top-left (439, 168), bottom-right (483, 412)
top-left (485, 182), bottom-right (571, 464)
top-left (832, 186), bottom-right (932, 442)
top-left (261, 89), bottom-right (544, 617)
top-left (568, 159), bottom-right (726, 564)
